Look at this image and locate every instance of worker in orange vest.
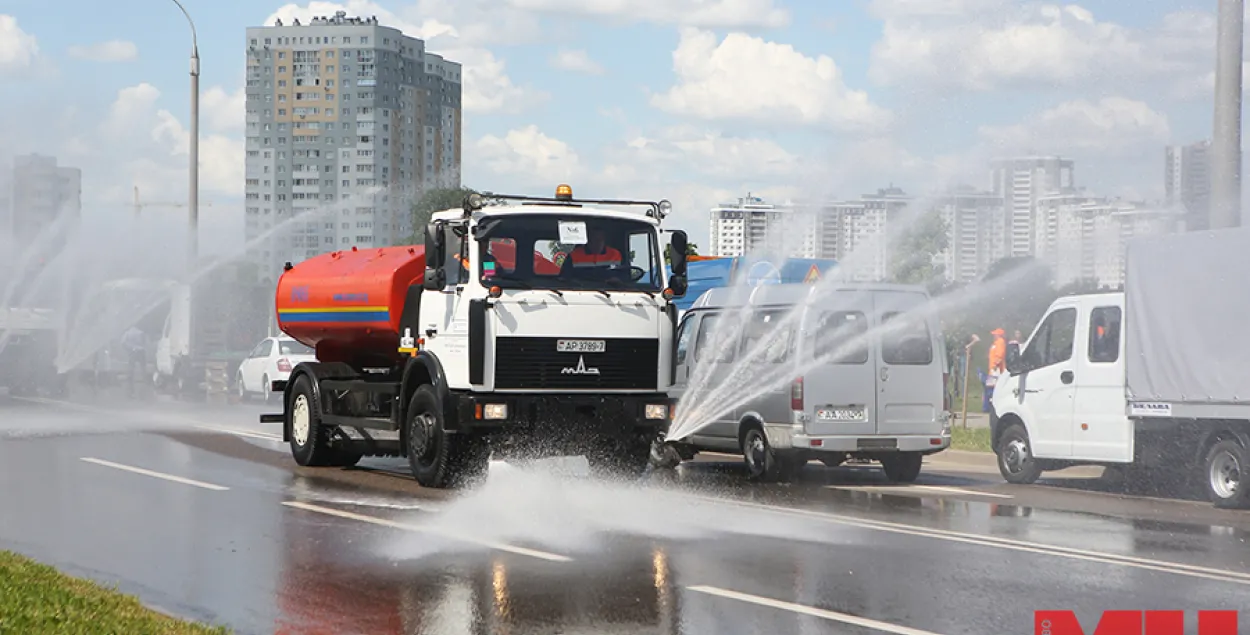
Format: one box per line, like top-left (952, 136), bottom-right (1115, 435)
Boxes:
top-left (568, 227), bottom-right (623, 270)
top-left (988, 328), bottom-right (1007, 374)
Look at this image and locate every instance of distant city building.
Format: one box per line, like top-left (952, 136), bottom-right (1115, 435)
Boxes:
top-left (1165, 141), bottom-right (1211, 232)
top-left (244, 10), bottom-right (462, 279)
top-left (931, 186), bottom-right (1008, 284)
top-left (6, 154), bottom-right (81, 246)
top-left (708, 195), bottom-right (817, 258)
top-left (990, 156), bottom-right (1075, 257)
top-left (821, 186), bottom-right (910, 282)
top-left (1035, 192), bottom-right (1181, 288)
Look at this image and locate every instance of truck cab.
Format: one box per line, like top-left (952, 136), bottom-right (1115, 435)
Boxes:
top-left (990, 292), bottom-right (1132, 482)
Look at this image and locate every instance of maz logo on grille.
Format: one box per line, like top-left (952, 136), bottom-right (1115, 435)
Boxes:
top-left (561, 355), bottom-right (600, 375)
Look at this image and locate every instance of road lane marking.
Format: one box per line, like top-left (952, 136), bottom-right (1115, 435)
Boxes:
top-left (685, 494), bottom-right (1250, 586)
top-left (80, 457), bottom-right (229, 491)
top-left (825, 484), bottom-right (1015, 499)
top-left (281, 501), bottom-right (572, 563)
top-left (688, 586), bottom-right (946, 635)
top-left (190, 424), bottom-right (283, 442)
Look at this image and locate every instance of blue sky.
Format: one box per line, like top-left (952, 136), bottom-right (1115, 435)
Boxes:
top-left (0, 0), bottom-right (1235, 249)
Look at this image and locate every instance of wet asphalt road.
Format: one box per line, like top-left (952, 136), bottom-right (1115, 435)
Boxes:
top-left (1, 392), bottom-right (1249, 635)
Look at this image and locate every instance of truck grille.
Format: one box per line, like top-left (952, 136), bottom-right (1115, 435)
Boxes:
top-left (493, 337), bottom-right (659, 390)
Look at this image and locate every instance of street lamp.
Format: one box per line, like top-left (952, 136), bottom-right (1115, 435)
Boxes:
top-left (1212, 0), bottom-right (1243, 229)
top-left (169, 0), bottom-right (200, 263)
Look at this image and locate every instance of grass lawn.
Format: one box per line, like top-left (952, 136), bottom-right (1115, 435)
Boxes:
top-left (0, 550), bottom-right (229, 634)
top-left (950, 426), bottom-right (992, 453)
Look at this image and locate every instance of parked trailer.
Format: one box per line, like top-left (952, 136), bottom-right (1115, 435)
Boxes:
top-left (261, 185), bottom-right (692, 488)
top-left (991, 226), bottom-right (1250, 509)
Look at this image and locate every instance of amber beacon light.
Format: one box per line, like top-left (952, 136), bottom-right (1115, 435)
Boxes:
top-left (555, 184), bottom-right (573, 200)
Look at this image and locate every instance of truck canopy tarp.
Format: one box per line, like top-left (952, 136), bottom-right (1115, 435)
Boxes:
top-left (666, 257), bottom-right (838, 312)
top-left (1125, 226), bottom-right (1250, 404)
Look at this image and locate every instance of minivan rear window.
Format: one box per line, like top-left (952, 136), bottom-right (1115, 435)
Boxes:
top-left (814, 311), bottom-right (868, 364)
top-left (880, 312), bottom-right (933, 365)
top-left (740, 310), bottom-right (791, 363)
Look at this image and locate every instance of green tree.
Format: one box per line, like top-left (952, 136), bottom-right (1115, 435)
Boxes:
top-left (889, 210), bottom-right (949, 294)
top-left (664, 242), bottom-right (699, 266)
top-left (410, 187), bottom-right (478, 243)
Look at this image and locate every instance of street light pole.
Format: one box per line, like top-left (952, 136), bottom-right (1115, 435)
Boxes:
top-left (170, 0), bottom-right (200, 265)
top-left (1212, 0), bottom-right (1243, 229)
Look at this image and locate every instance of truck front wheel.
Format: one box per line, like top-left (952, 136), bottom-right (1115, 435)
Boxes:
top-left (405, 385), bottom-right (484, 488)
top-left (288, 375), bottom-right (335, 467)
top-left (996, 423), bottom-right (1042, 485)
top-left (1203, 438), bottom-right (1249, 510)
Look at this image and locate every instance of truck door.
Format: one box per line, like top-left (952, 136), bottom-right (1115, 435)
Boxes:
top-left (1014, 306), bottom-right (1079, 458)
top-left (1072, 304), bottom-right (1132, 462)
top-left (802, 292), bottom-right (876, 438)
top-left (421, 224), bottom-right (471, 385)
top-left (873, 291), bottom-right (943, 436)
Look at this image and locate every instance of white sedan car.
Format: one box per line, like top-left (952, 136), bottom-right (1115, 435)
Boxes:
top-left (236, 336), bottom-right (316, 401)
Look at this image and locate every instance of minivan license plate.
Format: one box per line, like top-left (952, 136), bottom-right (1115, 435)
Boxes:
top-left (557, 339), bottom-right (606, 353)
top-left (817, 408), bottom-right (865, 422)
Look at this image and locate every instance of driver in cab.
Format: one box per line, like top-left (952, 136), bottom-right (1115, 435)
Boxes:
top-left (567, 226), bottom-right (623, 272)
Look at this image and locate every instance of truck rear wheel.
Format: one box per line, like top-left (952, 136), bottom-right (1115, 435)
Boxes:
top-left (1203, 439), bottom-right (1249, 510)
top-left (288, 374), bottom-right (335, 467)
top-left (405, 385), bottom-right (484, 488)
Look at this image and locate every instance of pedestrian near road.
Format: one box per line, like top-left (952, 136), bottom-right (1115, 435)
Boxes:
top-left (122, 326), bottom-right (145, 397)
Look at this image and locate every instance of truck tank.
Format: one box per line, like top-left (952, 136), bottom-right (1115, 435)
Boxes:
top-left (275, 245), bottom-right (425, 366)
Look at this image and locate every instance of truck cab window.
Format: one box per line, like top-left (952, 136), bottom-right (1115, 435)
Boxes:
top-left (443, 224), bottom-right (467, 286)
top-left (1088, 306), bottom-right (1121, 363)
top-left (1025, 307), bottom-right (1076, 368)
top-left (814, 311), bottom-right (868, 364)
top-left (880, 311), bottom-right (933, 365)
top-left (628, 230), bottom-right (658, 286)
top-left (740, 310), bottom-right (791, 363)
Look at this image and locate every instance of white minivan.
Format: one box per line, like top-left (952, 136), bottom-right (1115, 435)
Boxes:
top-left (665, 282), bottom-right (952, 482)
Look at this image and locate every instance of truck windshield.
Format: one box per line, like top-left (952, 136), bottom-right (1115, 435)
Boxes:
top-left (475, 213), bottom-right (664, 293)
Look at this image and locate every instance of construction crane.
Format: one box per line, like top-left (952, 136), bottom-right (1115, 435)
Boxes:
top-left (133, 186), bottom-right (215, 216)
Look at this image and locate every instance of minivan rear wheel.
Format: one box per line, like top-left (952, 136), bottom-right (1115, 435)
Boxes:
top-left (742, 426), bottom-right (801, 482)
top-left (880, 453), bottom-right (922, 483)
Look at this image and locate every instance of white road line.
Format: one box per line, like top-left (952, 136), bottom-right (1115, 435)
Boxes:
top-left (190, 424), bottom-right (283, 442)
top-left (80, 457), bottom-right (230, 491)
top-left (685, 494), bottom-right (1250, 586)
top-left (281, 501), bottom-right (572, 563)
top-left (688, 586), bottom-right (946, 635)
top-left (825, 484), bottom-right (1016, 499)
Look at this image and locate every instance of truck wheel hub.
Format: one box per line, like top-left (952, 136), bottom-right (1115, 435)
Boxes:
top-left (411, 412), bottom-right (435, 457)
top-left (292, 395), bottom-right (311, 446)
top-left (1209, 450), bottom-right (1241, 498)
top-left (1004, 439), bottom-right (1028, 473)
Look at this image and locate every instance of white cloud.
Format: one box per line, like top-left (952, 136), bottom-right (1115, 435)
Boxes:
top-left (201, 86), bottom-right (247, 133)
top-left (265, 1), bottom-right (547, 114)
top-left (978, 97), bottom-right (1170, 156)
top-left (615, 126), bottom-right (802, 179)
top-left (67, 40), bottom-right (138, 62)
top-left (550, 49), bottom-right (605, 75)
top-left (868, 2), bottom-right (1213, 93)
top-left (0, 15), bottom-right (39, 74)
top-left (472, 125), bottom-right (584, 183)
top-left (504, 0), bottom-right (788, 28)
top-left (651, 28), bottom-right (891, 133)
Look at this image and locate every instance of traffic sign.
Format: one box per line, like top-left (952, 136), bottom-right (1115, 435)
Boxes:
top-left (804, 264), bottom-right (821, 283)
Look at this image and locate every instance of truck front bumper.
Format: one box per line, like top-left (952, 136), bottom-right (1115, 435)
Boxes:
top-left (450, 392), bottom-right (676, 434)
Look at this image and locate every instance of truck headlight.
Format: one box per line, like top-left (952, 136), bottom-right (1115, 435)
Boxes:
top-left (483, 404), bottom-right (508, 420)
top-left (645, 404), bottom-right (668, 420)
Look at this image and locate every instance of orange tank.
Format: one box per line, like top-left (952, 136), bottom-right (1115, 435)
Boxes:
top-left (275, 245), bottom-right (425, 365)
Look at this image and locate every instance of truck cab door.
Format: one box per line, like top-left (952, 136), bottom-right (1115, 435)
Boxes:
top-left (419, 223), bottom-right (470, 385)
top-left (1013, 306), bottom-right (1079, 458)
top-left (1072, 304), bottom-right (1132, 462)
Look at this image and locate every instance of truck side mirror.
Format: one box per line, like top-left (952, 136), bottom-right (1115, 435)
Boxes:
top-left (670, 231), bottom-right (688, 276)
top-left (669, 274), bottom-right (688, 297)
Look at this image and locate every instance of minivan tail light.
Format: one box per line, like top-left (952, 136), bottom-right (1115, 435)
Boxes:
top-left (791, 376), bottom-right (804, 411)
top-left (277, 357), bottom-right (292, 373)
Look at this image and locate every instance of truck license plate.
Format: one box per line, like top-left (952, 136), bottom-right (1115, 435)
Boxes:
top-left (817, 407), bottom-right (865, 422)
top-left (557, 339), bottom-right (606, 353)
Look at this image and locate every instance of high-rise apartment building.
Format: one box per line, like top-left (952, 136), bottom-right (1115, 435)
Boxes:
top-left (990, 156), bottom-right (1074, 257)
top-left (1165, 141), bottom-right (1211, 232)
top-left (932, 186), bottom-right (1007, 284)
top-left (821, 186), bottom-right (910, 282)
top-left (7, 154), bottom-right (81, 247)
top-left (1035, 193), bottom-right (1182, 288)
top-left (244, 11), bottom-right (461, 277)
top-left (708, 195), bottom-right (817, 258)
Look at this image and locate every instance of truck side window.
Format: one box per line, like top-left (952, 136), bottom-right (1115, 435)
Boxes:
top-left (443, 225), bottom-right (466, 286)
top-left (880, 311), bottom-right (933, 365)
top-left (740, 310), bottom-right (791, 363)
top-left (814, 311), bottom-right (868, 364)
top-left (675, 317), bottom-right (694, 365)
top-left (1088, 306), bottom-right (1121, 363)
top-left (1026, 307), bottom-right (1076, 368)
